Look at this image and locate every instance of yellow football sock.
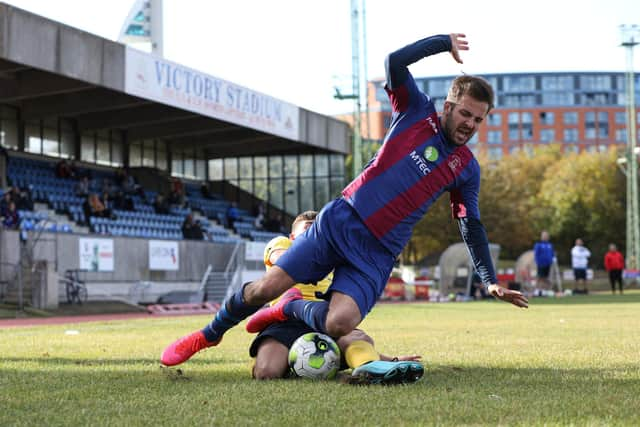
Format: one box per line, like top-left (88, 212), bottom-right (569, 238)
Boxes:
top-left (345, 340), bottom-right (380, 369)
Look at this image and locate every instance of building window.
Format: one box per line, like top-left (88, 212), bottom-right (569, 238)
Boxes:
top-left (508, 129), bottom-right (519, 141)
top-left (502, 95), bottom-right (536, 107)
top-left (581, 93), bottom-right (611, 105)
top-left (521, 112), bottom-right (533, 124)
top-left (427, 79), bottom-right (453, 97)
top-left (541, 75), bottom-right (573, 90)
top-left (598, 125), bottom-right (609, 139)
top-left (616, 129), bottom-right (627, 142)
top-left (0, 106), bottom-right (18, 149)
top-left (597, 111), bottom-right (608, 123)
top-left (540, 129), bottom-right (555, 143)
top-left (224, 157), bottom-right (238, 180)
top-left (208, 159), bottom-right (223, 180)
top-left (580, 75), bottom-right (612, 90)
top-left (564, 112), bottom-right (579, 125)
top-left (80, 133), bottom-right (95, 162)
top-left (615, 111), bottom-right (626, 124)
top-left (129, 141), bottom-right (142, 167)
top-left (467, 133), bottom-right (478, 145)
top-left (542, 92), bottom-right (574, 106)
top-left (487, 113), bottom-right (502, 126)
top-left (487, 130), bottom-right (502, 144)
top-left (564, 128), bottom-right (579, 142)
top-left (508, 112), bottom-right (519, 125)
top-left (539, 112), bottom-right (554, 125)
top-left (522, 126), bottom-right (533, 140)
top-left (156, 142), bottom-right (167, 171)
top-left (503, 75), bottom-right (535, 92)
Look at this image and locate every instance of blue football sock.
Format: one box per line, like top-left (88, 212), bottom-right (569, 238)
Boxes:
top-left (284, 299), bottom-right (330, 335)
top-left (202, 283), bottom-right (262, 342)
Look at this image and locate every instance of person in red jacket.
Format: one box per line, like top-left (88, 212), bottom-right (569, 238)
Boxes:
top-left (604, 244), bottom-right (625, 294)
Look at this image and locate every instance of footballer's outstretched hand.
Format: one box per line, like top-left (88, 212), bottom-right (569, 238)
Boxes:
top-left (380, 354), bottom-right (422, 362)
top-left (488, 284), bottom-right (529, 308)
top-left (449, 33), bottom-right (468, 64)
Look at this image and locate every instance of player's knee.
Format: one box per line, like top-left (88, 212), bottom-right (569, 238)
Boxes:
top-left (325, 312), bottom-right (359, 338)
top-left (252, 361), bottom-right (287, 380)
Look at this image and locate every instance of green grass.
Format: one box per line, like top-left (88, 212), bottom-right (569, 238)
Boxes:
top-left (1, 292), bottom-right (639, 426)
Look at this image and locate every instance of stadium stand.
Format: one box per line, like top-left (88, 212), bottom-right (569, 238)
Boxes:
top-left (4, 153), bottom-right (282, 243)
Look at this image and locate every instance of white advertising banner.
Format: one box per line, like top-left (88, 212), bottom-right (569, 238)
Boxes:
top-left (79, 238), bottom-right (114, 272)
top-left (245, 241), bottom-right (267, 262)
top-left (125, 47), bottom-right (300, 141)
top-left (149, 240), bottom-right (180, 271)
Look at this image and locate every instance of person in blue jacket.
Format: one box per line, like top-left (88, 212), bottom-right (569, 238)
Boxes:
top-left (534, 230), bottom-right (555, 290)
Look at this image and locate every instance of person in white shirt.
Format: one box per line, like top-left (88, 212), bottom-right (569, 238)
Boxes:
top-left (571, 238), bottom-right (591, 294)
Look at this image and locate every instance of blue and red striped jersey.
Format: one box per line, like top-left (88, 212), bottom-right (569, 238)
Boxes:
top-left (342, 35), bottom-right (481, 257)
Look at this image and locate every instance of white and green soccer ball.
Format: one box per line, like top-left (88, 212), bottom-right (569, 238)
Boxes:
top-left (288, 332), bottom-right (341, 380)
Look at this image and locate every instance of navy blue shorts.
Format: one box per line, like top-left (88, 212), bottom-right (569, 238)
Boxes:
top-left (249, 321), bottom-right (314, 357)
top-left (537, 265), bottom-right (550, 279)
top-left (275, 198), bottom-right (395, 318)
top-left (574, 268), bottom-right (587, 280)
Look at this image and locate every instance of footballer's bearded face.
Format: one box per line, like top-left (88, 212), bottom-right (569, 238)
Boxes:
top-left (441, 95), bottom-right (489, 146)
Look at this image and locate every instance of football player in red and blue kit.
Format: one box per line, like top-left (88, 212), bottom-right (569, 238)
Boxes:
top-left (161, 33), bottom-right (528, 382)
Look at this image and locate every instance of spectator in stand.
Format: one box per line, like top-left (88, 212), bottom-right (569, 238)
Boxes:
top-left (254, 210), bottom-right (265, 230)
top-left (571, 238), bottom-right (591, 294)
top-left (1, 201), bottom-right (20, 229)
top-left (604, 243), bottom-right (625, 294)
top-left (193, 220), bottom-right (205, 240)
top-left (181, 214), bottom-right (202, 240)
top-left (8, 186), bottom-right (20, 203)
top-left (154, 194), bottom-right (170, 215)
top-left (16, 186), bottom-right (34, 211)
top-left (200, 182), bottom-right (212, 199)
top-left (226, 202), bottom-right (240, 229)
top-left (121, 168), bottom-right (143, 197)
top-left (0, 192), bottom-right (11, 217)
top-left (115, 167), bottom-right (126, 187)
top-left (83, 194), bottom-right (111, 221)
top-left (252, 202), bottom-right (266, 229)
top-left (167, 188), bottom-right (184, 207)
top-left (102, 178), bottom-right (116, 197)
top-left (533, 230), bottom-right (555, 290)
top-left (101, 192), bottom-right (116, 219)
top-left (0, 146), bottom-right (7, 188)
top-left (76, 176), bottom-right (90, 197)
top-left (55, 159), bottom-right (75, 179)
top-left (113, 190), bottom-right (134, 212)
top-left (169, 178), bottom-right (185, 206)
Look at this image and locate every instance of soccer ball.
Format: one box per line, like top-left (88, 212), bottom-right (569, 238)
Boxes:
top-left (288, 332), bottom-right (341, 380)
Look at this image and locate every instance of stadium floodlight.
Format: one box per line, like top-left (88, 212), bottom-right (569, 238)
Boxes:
top-left (333, 0), bottom-right (366, 179)
top-left (119, 0), bottom-right (163, 56)
top-left (619, 24), bottom-right (640, 272)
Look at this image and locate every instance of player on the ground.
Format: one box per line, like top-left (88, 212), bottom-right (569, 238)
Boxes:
top-left (160, 32), bottom-right (528, 372)
top-left (249, 211), bottom-right (423, 384)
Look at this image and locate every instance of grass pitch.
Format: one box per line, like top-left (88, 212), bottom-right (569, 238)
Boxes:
top-left (1, 292), bottom-right (639, 426)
